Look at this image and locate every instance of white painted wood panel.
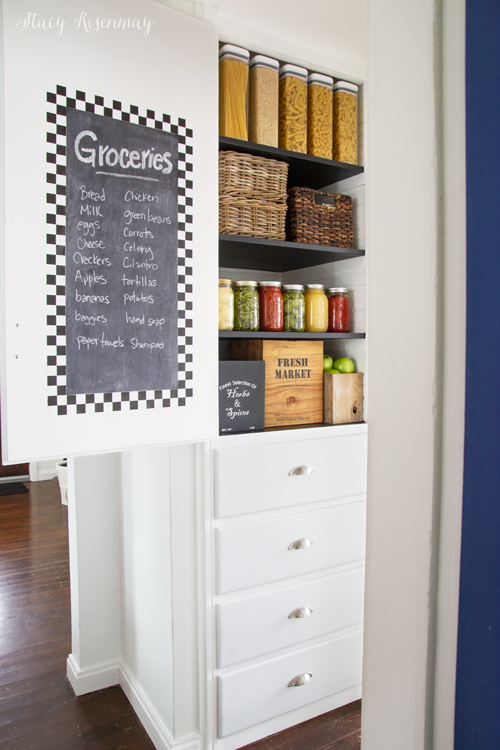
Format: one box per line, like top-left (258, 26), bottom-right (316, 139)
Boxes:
top-left (216, 499), bottom-right (366, 594)
top-left (214, 433), bottom-right (367, 518)
top-left (216, 566), bottom-right (365, 667)
top-left (217, 628), bottom-right (363, 737)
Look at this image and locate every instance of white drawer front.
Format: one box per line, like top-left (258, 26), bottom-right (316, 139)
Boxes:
top-left (214, 433), bottom-right (367, 518)
top-left (216, 500), bottom-right (366, 594)
top-left (217, 566), bottom-right (365, 668)
top-left (217, 629), bottom-right (363, 737)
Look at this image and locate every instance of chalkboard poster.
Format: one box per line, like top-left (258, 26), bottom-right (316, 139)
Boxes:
top-left (219, 361), bottom-right (265, 434)
top-left (65, 108), bottom-right (179, 394)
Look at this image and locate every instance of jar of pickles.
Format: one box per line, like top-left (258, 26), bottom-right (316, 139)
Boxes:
top-left (219, 44), bottom-right (250, 140)
top-left (304, 284), bottom-right (328, 333)
top-left (283, 285), bottom-right (305, 332)
top-left (233, 281), bottom-right (259, 331)
top-left (218, 279), bottom-right (234, 331)
top-left (279, 64), bottom-right (308, 153)
top-left (332, 81), bottom-right (358, 164)
top-left (249, 55), bottom-right (279, 147)
top-left (307, 73), bottom-right (333, 159)
top-left (327, 287), bottom-right (350, 333)
top-left (258, 281), bottom-right (283, 331)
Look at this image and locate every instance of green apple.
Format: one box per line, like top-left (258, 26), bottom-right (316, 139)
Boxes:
top-left (333, 357), bottom-right (355, 374)
top-left (324, 368), bottom-right (340, 374)
top-left (323, 355), bottom-right (333, 371)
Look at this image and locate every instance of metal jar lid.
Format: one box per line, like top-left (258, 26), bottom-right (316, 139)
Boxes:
top-left (283, 284), bottom-right (305, 291)
top-left (258, 281), bottom-right (281, 287)
top-left (234, 280), bottom-right (258, 287)
top-left (326, 287), bottom-right (349, 294)
top-left (305, 284), bottom-right (325, 290)
top-left (219, 278), bottom-right (233, 285)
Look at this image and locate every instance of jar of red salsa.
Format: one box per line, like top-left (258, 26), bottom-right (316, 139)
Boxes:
top-left (327, 288), bottom-right (350, 333)
top-left (258, 281), bottom-right (283, 331)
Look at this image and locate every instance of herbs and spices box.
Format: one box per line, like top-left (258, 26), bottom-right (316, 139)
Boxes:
top-left (229, 340), bottom-right (324, 428)
top-left (219, 361), bottom-right (265, 435)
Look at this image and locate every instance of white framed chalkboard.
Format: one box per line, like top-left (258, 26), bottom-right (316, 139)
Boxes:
top-left (0, 0), bottom-right (219, 461)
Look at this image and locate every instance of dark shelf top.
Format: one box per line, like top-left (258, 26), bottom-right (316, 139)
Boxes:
top-left (219, 137), bottom-right (364, 190)
top-left (219, 331), bottom-right (366, 340)
top-left (219, 234), bottom-right (364, 272)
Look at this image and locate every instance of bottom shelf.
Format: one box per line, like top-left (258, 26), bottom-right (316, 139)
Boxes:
top-left (219, 331), bottom-right (365, 340)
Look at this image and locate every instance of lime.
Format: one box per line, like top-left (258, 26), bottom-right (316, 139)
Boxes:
top-left (324, 368), bottom-right (340, 374)
top-left (333, 357), bottom-right (354, 374)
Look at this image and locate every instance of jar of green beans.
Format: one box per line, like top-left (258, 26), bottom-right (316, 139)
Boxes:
top-left (233, 281), bottom-right (259, 331)
top-left (283, 284), bottom-right (305, 332)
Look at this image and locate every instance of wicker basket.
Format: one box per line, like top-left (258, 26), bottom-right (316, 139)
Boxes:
top-left (286, 187), bottom-right (354, 247)
top-left (219, 150), bottom-right (288, 200)
top-left (219, 196), bottom-right (287, 240)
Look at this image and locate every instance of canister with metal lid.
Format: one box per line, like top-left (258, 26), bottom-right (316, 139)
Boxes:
top-left (279, 64), bottom-right (308, 153)
top-left (304, 284), bottom-right (328, 333)
top-left (249, 55), bottom-right (279, 147)
top-left (233, 281), bottom-right (259, 331)
top-left (283, 284), bottom-right (305, 332)
top-left (219, 44), bottom-right (250, 140)
top-left (326, 287), bottom-right (350, 333)
top-left (218, 279), bottom-right (234, 331)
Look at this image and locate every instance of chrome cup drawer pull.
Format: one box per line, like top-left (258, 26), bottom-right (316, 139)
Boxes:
top-left (288, 673), bottom-right (312, 687)
top-left (288, 465), bottom-right (314, 476)
top-left (288, 538), bottom-right (313, 550)
top-left (288, 606), bottom-right (313, 619)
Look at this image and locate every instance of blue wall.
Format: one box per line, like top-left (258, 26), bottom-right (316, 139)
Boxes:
top-left (455, 1), bottom-right (500, 747)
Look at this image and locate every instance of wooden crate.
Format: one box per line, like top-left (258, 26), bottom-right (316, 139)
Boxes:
top-left (229, 340), bottom-right (323, 428)
top-left (323, 372), bottom-right (363, 424)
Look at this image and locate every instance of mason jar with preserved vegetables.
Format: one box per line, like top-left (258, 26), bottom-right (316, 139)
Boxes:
top-left (307, 72), bottom-right (333, 159)
top-left (258, 281), bottom-right (283, 331)
top-left (218, 279), bottom-right (234, 331)
top-left (249, 55), bottom-right (279, 147)
top-left (278, 64), bottom-right (308, 153)
top-left (219, 44), bottom-right (250, 140)
top-left (304, 284), bottom-right (328, 333)
top-left (233, 281), bottom-right (259, 331)
top-left (327, 287), bottom-right (350, 333)
top-left (283, 284), bottom-right (305, 332)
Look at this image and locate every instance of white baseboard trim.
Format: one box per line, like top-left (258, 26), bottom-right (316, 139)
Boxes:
top-left (66, 654), bottom-right (120, 696)
top-left (119, 662), bottom-right (201, 750)
top-left (36, 467), bottom-right (58, 481)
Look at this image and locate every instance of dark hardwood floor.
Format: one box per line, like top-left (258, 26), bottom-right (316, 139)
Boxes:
top-left (0, 478), bottom-right (155, 750)
top-left (0, 477), bottom-right (361, 750)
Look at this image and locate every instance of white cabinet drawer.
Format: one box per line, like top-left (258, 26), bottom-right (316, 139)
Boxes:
top-left (217, 629), bottom-right (363, 737)
top-left (216, 566), bottom-right (365, 668)
top-left (216, 500), bottom-right (366, 594)
top-left (214, 432), bottom-right (367, 518)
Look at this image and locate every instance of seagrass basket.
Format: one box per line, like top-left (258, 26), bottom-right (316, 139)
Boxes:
top-left (219, 196), bottom-right (287, 240)
top-left (286, 187), bottom-right (354, 247)
top-left (219, 150), bottom-right (288, 200)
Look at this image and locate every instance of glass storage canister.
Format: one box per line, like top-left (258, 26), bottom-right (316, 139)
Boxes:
top-left (304, 284), bottom-right (328, 333)
top-left (307, 72), bottom-right (333, 159)
top-left (278, 64), bottom-right (308, 154)
top-left (258, 281), bottom-right (283, 332)
top-left (219, 44), bottom-right (250, 140)
top-left (332, 81), bottom-right (358, 165)
top-left (283, 284), bottom-right (305, 332)
top-left (327, 287), bottom-right (350, 333)
top-left (233, 281), bottom-right (259, 331)
top-left (249, 55), bottom-right (279, 147)
top-left (218, 279), bottom-right (234, 331)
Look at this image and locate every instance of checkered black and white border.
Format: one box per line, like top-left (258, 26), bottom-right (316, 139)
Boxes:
top-left (45, 86), bottom-right (194, 415)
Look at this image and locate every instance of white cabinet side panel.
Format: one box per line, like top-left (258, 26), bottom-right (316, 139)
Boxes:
top-left (0, 0), bottom-right (218, 461)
